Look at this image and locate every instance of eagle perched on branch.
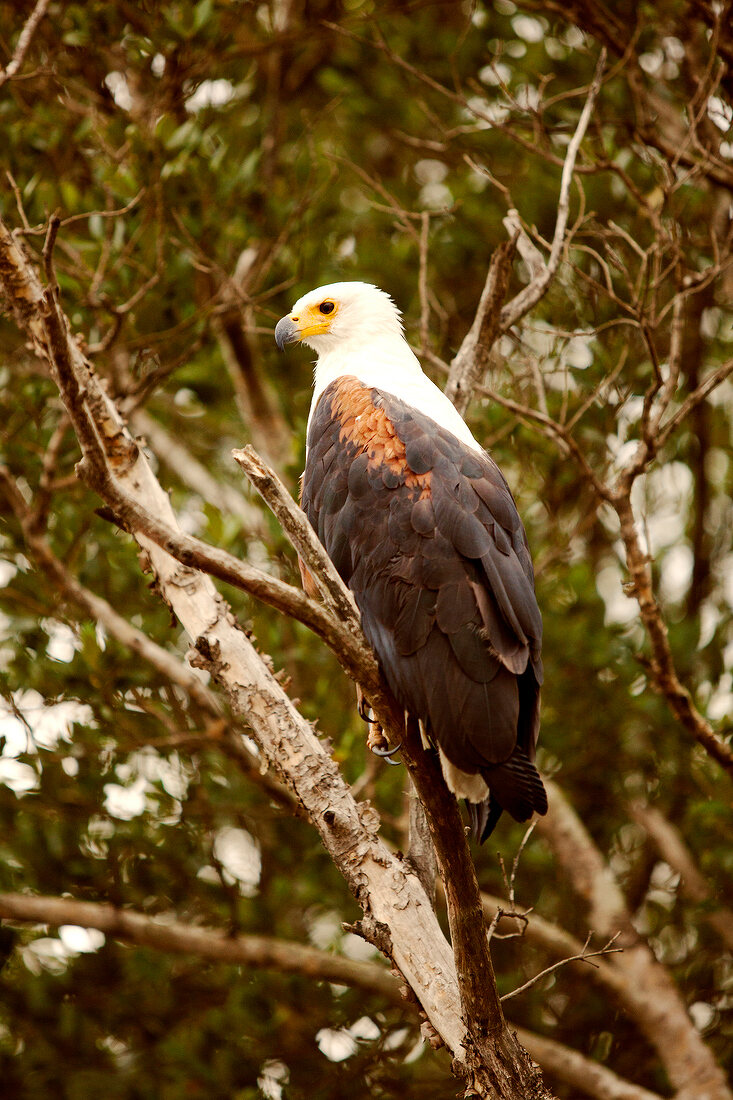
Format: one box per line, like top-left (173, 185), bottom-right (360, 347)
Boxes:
top-left (275, 282), bottom-right (546, 841)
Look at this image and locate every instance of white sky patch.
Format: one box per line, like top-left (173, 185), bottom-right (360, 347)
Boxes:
top-left (186, 78), bottom-right (235, 113)
top-left (707, 672), bottom-right (732, 722)
top-left (707, 94), bottom-right (733, 132)
top-left (514, 83), bottom-right (541, 111)
top-left (0, 559), bottom-right (18, 586)
top-left (104, 777), bottom-right (150, 820)
top-left (0, 758), bottom-right (38, 793)
top-left (596, 560), bottom-right (638, 626)
top-left (414, 158), bottom-right (447, 185)
top-left (562, 335), bottom-right (594, 370)
top-left (639, 50), bottom-right (664, 75)
top-left (463, 95), bottom-right (495, 129)
top-left (306, 909), bottom-right (342, 951)
top-left (511, 14), bottom-right (545, 42)
top-left (59, 926), bottom-right (106, 954)
top-left (690, 1002), bottom-right (717, 1032)
top-left (151, 53), bottom-right (166, 77)
top-left (336, 235), bottom-right (356, 260)
top-left (258, 1060), bottom-right (289, 1100)
top-left (479, 62), bottom-right (512, 87)
top-left (0, 690), bottom-right (94, 758)
top-left (177, 495), bottom-right (208, 535)
top-left (22, 938), bottom-right (69, 975)
top-left (317, 1016), bottom-right (381, 1062)
top-left (316, 1027), bottom-right (358, 1062)
top-left (349, 1016), bottom-right (380, 1041)
top-left (104, 71), bottom-right (133, 111)
top-left (419, 182), bottom-right (453, 210)
top-left (43, 619), bottom-right (79, 663)
top-left (341, 931), bottom-right (379, 961)
top-left (213, 826), bottom-right (261, 895)
top-left (659, 543), bottom-right (693, 604)
top-left (102, 749), bottom-right (191, 821)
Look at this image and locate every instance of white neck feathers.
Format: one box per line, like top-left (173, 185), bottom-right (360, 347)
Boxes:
top-left (309, 333), bottom-right (483, 454)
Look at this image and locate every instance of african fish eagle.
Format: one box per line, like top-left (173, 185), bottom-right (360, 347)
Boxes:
top-left (275, 281), bottom-right (547, 840)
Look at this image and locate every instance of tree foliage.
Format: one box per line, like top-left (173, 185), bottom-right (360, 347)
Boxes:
top-left (0, 2), bottom-right (732, 1098)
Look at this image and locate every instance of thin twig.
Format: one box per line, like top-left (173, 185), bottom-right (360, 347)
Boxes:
top-left (499, 50), bottom-right (607, 334)
top-left (0, 0), bottom-right (50, 89)
top-left (501, 932), bottom-right (623, 1003)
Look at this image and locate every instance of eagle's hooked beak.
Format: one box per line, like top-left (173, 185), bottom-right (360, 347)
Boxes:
top-left (274, 314), bottom-right (301, 350)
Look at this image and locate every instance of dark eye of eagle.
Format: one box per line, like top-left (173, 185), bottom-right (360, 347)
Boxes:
top-left (319, 301), bottom-right (335, 315)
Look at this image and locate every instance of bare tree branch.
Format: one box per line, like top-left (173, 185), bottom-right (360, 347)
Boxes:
top-left (0, 211), bottom-right (555, 1099)
top-left (611, 488), bottom-right (733, 775)
top-left (515, 1027), bottom-right (663, 1100)
top-left (498, 50), bottom-right (607, 334)
top-left (0, 0), bottom-right (50, 89)
top-left (0, 890), bottom-right (665, 1100)
top-left (0, 892), bottom-right (400, 1002)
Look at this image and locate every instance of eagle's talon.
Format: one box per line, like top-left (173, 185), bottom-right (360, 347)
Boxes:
top-left (372, 741), bottom-right (402, 761)
top-left (356, 686), bottom-right (375, 724)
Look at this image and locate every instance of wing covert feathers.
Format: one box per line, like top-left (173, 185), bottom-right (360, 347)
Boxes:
top-left (301, 376), bottom-right (546, 840)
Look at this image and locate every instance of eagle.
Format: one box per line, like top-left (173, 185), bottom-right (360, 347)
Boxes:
top-left (275, 281), bottom-right (546, 840)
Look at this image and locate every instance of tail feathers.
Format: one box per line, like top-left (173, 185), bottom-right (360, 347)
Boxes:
top-left (468, 749), bottom-right (547, 843)
top-left (466, 796), bottom-right (504, 843)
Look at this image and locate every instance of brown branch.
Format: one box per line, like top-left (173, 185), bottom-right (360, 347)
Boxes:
top-left (0, 891), bottom-right (666, 1100)
top-left (0, 892), bottom-right (400, 1002)
top-left (444, 235), bottom-right (517, 416)
top-left (657, 356), bottom-right (733, 449)
top-left (442, 53), bottom-right (605, 416)
top-left (501, 933), bottom-right (622, 1003)
top-left (515, 1027), bottom-right (663, 1100)
top-left (0, 0), bottom-right (50, 89)
top-left (0, 211), bottom-right (555, 1098)
top-left (232, 445), bottom-right (363, 639)
top-left (498, 51), bottom-right (607, 336)
top-left (611, 488), bottom-right (733, 776)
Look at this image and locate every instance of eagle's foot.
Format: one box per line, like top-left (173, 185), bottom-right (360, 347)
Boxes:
top-left (366, 723), bottom-right (401, 766)
top-left (357, 686), bottom-right (401, 765)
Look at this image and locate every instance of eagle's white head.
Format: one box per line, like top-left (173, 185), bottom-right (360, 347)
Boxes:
top-left (274, 281), bottom-right (404, 357)
top-left (274, 280), bottom-right (482, 453)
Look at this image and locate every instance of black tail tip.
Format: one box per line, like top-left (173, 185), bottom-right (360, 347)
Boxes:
top-left (466, 784), bottom-right (548, 844)
top-left (466, 796), bottom-right (504, 843)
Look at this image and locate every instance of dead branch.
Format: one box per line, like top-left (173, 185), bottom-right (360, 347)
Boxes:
top-left (501, 932), bottom-right (622, 1003)
top-left (0, 212), bottom-right (554, 1099)
top-left (0, 0), bottom-right (50, 89)
top-left (611, 488), bottom-right (733, 776)
top-left (0, 890), bottom-right (665, 1100)
top-left (515, 1027), bottom-right (663, 1100)
top-left (499, 51), bottom-right (606, 335)
top-left (444, 235), bottom-right (518, 416)
top-left (0, 892), bottom-right (400, 1002)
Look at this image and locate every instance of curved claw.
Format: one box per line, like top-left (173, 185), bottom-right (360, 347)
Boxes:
top-left (356, 687), bottom-right (376, 724)
top-left (358, 700), bottom-right (376, 724)
top-left (371, 741), bottom-right (402, 765)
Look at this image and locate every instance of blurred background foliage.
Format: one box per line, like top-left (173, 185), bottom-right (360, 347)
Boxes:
top-left (0, 0), bottom-right (732, 1097)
